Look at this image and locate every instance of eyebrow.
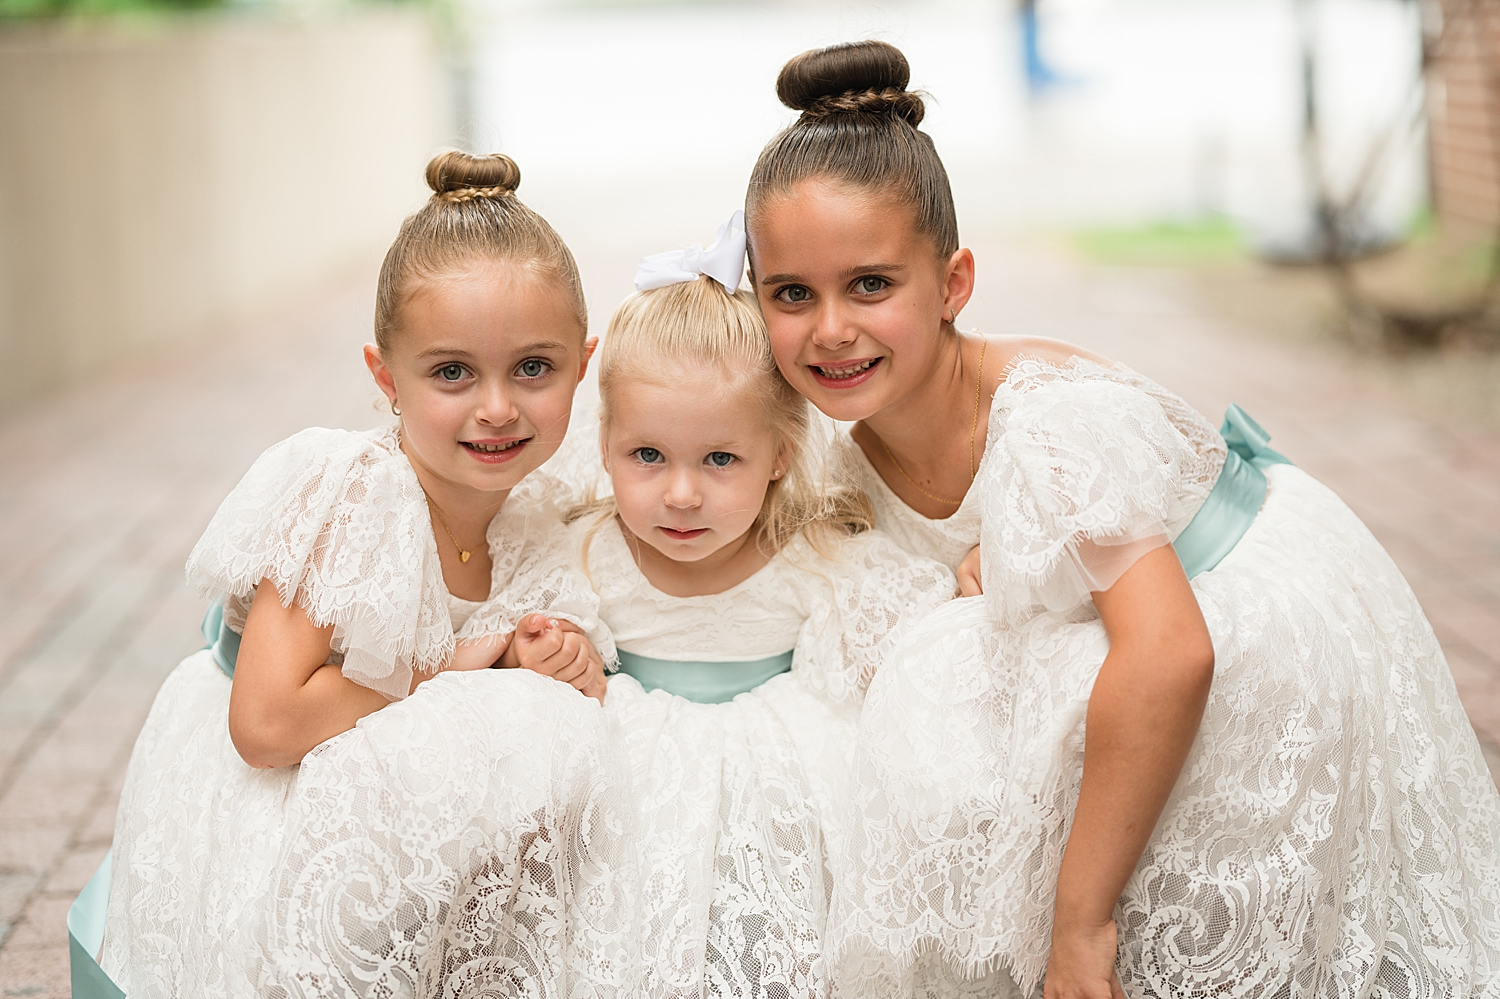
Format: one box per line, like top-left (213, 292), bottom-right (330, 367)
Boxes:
top-left (414, 339), bottom-right (568, 359)
top-left (758, 263), bottom-right (907, 285)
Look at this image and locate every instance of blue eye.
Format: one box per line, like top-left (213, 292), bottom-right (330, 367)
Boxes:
top-left (707, 452), bottom-right (735, 468)
top-left (438, 363), bottom-right (467, 382)
top-left (634, 447), bottom-right (662, 464)
top-left (517, 358), bottom-right (549, 379)
top-left (854, 276), bottom-right (887, 295)
top-left (777, 285), bottom-right (811, 304)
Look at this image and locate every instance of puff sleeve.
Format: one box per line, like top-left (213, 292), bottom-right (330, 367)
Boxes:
top-left (185, 427), bottom-right (450, 699)
top-left (977, 363), bottom-right (1205, 626)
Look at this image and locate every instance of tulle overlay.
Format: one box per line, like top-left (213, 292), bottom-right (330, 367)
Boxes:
top-left (829, 358), bottom-right (1500, 997)
top-left (103, 427), bottom-right (626, 998)
top-left (575, 520), bottom-right (955, 997)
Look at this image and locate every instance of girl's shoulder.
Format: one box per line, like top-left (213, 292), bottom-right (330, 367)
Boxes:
top-left (984, 338), bottom-right (1218, 448)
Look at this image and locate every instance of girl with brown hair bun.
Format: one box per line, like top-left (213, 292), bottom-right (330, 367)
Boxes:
top-left (748, 39), bottom-right (1500, 999)
top-left (96, 151), bottom-right (634, 998)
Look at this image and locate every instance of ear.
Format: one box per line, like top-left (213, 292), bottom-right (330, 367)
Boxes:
top-left (364, 344), bottom-right (399, 409)
top-left (942, 248), bottom-right (976, 322)
top-left (772, 437), bottom-right (796, 480)
top-left (578, 336), bottom-right (599, 383)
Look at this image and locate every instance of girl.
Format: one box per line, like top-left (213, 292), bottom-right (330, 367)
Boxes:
top-left (566, 221), bottom-right (955, 997)
top-left (98, 152), bottom-right (632, 998)
top-left (745, 41), bottom-right (1500, 999)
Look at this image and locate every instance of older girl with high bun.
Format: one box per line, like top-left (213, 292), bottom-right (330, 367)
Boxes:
top-left (97, 152), bottom-right (633, 999)
top-left (746, 39), bottom-right (1500, 999)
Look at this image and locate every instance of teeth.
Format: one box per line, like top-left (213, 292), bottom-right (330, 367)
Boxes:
top-left (816, 359), bottom-right (877, 379)
top-left (467, 440), bottom-right (523, 453)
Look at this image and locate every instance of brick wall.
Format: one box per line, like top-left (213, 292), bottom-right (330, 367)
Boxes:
top-left (1430, 0), bottom-right (1500, 231)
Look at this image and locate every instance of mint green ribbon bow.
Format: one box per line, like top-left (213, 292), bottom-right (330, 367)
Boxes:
top-left (1172, 405), bottom-right (1291, 578)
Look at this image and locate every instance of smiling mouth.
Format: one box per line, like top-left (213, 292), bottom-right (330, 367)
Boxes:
top-left (461, 438), bottom-right (530, 463)
top-left (658, 527), bottom-right (709, 540)
top-left (811, 358), bottom-right (881, 380)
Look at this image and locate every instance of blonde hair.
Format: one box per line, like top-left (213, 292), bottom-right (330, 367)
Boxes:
top-left (374, 151), bottom-right (587, 348)
top-left (573, 275), bottom-right (872, 562)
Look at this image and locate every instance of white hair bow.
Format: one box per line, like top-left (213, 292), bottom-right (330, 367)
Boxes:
top-left (634, 210), bottom-right (746, 293)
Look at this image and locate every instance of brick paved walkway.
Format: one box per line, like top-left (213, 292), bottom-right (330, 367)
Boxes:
top-left (1, 237), bottom-right (1496, 997)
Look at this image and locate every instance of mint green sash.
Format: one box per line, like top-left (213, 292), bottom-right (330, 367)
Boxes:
top-left (1172, 405), bottom-right (1292, 578)
top-left (201, 601), bottom-right (240, 678)
top-left (69, 853), bottom-right (125, 999)
top-left (615, 648), bottom-right (794, 704)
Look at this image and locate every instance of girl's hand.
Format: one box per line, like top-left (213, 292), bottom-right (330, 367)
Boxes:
top-left (1044, 918), bottom-right (1125, 999)
top-left (957, 544), bottom-right (983, 597)
top-left (501, 614), bottom-right (607, 704)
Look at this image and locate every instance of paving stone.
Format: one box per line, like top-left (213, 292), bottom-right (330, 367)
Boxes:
top-left (41, 848), bottom-right (108, 897)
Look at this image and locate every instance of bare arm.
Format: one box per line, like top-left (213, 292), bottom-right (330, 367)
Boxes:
top-left (1044, 544), bottom-right (1216, 999)
top-left (227, 580), bottom-right (392, 769)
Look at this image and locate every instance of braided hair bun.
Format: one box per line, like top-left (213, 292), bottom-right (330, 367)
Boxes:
top-left (776, 40), bottom-right (925, 126)
top-left (425, 151), bottom-right (522, 203)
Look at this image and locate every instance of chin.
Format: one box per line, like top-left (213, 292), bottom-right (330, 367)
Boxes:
top-left (803, 387), bottom-right (883, 423)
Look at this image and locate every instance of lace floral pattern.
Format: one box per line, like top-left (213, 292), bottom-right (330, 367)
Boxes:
top-left (581, 518), bottom-right (954, 997)
top-left (828, 359), bottom-right (1500, 997)
top-left (105, 427), bottom-right (627, 998)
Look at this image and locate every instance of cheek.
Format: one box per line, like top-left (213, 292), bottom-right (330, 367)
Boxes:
top-left (516, 383), bottom-right (577, 434)
top-left (764, 320), bottom-right (809, 373)
top-left (609, 467), bottom-right (654, 517)
top-left (406, 391), bottom-right (468, 438)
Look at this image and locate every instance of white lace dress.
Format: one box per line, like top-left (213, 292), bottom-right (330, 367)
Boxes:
top-left (101, 426), bottom-right (633, 999)
top-left (827, 358), bottom-right (1500, 998)
top-left (571, 518), bottom-right (954, 998)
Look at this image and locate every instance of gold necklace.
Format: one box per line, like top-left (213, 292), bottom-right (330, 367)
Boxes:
top-left (424, 494), bottom-right (473, 563)
top-left (880, 337), bottom-right (987, 507)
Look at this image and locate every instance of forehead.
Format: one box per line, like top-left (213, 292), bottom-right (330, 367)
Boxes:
top-left (396, 259), bottom-right (583, 356)
top-left (749, 179), bottom-right (926, 273)
top-left (608, 365), bottom-right (771, 445)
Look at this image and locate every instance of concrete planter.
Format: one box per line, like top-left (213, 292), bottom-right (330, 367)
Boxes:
top-left (0, 9), bottom-right (447, 412)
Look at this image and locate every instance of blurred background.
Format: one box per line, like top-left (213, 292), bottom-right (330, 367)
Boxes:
top-left (2, 0), bottom-right (1498, 994)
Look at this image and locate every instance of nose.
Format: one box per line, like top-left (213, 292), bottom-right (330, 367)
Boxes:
top-left (662, 468), bottom-right (701, 510)
top-left (809, 301), bottom-right (857, 352)
top-left (475, 380), bottom-right (520, 428)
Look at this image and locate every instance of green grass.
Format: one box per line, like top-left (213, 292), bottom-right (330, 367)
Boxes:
top-left (1071, 218), bottom-right (1246, 267)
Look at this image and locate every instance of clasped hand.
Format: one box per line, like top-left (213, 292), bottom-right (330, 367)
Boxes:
top-left (440, 614), bottom-right (608, 703)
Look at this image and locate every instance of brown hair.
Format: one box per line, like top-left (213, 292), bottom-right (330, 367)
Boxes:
top-left (570, 276), bottom-right (872, 565)
top-left (746, 40), bottom-right (958, 259)
top-left (373, 151), bottom-right (587, 348)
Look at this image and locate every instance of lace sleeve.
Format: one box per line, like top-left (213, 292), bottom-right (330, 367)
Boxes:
top-left (459, 477), bottom-right (617, 668)
top-left (978, 368), bottom-right (1200, 626)
top-left (184, 427), bottom-right (450, 700)
top-left (790, 532), bottom-right (956, 704)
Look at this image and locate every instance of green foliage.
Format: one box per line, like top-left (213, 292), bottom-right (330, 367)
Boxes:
top-left (1072, 218), bottom-right (1245, 267)
top-left (0, 0), bottom-right (220, 19)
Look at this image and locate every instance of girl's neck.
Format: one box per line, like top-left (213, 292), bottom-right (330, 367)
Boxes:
top-left (399, 435), bottom-right (508, 601)
top-left (854, 331), bottom-right (991, 519)
top-left (622, 519), bottom-right (772, 598)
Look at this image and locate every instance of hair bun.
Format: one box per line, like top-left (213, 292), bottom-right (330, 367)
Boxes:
top-left (425, 151), bottom-right (522, 202)
top-left (776, 40), bottom-right (924, 126)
